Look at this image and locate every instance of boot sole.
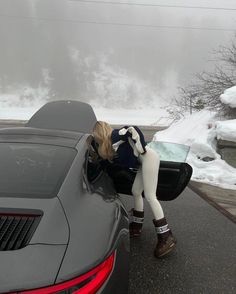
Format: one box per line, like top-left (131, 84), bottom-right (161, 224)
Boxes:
top-left (154, 241), bottom-right (176, 258)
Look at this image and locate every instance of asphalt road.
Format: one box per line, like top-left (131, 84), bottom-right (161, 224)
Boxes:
top-left (120, 187), bottom-right (236, 294)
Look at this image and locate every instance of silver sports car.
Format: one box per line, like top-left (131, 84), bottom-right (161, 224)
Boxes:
top-left (0, 101), bottom-right (192, 293)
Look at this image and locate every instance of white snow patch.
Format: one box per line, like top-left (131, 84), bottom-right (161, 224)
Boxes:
top-left (215, 120), bottom-right (236, 143)
top-left (220, 86), bottom-right (236, 108)
top-left (153, 110), bottom-right (236, 190)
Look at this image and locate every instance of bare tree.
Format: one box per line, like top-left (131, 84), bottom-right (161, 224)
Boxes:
top-left (173, 37), bottom-right (236, 118)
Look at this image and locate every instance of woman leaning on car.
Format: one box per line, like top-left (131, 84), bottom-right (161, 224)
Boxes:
top-left (91, 121), bottom-right (176, 258)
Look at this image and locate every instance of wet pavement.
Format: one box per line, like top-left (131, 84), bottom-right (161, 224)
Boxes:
top-left (120, 186), bottom-right (236, 294)
top-left (189, 181), bottom-right (236, 223)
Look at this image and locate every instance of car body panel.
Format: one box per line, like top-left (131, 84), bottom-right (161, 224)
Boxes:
top-left (0, 244), bottom-right (66, 293)
top-left (0, 135), bottom-right (129, 293)
top-left (56, 194), bottom-right (129, 284)
top-left (56, 138), bottom-right (129, 283)
top-left (0, 197), bottom-right (69, 245)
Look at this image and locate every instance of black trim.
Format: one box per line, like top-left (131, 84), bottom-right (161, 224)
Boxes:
top-left (0, 209), bottom-right (43, 250)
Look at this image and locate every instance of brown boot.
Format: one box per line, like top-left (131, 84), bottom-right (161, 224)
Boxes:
top-left (153, 218), bottom-right (176, 258)
top-left (129, 209), bottom-right (144, 237)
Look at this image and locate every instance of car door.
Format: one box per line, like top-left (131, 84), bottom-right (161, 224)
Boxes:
top-left (106, 142), bottom-right (193, 201)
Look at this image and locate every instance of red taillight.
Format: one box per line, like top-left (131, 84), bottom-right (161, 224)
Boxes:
top-left (18, 252), bottom-right (115, 294)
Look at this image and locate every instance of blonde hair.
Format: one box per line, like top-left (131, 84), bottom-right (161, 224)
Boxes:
top-left (92, 121), bottom-right (115, 161)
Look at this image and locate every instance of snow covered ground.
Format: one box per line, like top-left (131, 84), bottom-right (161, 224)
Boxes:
top-left (154, 86), bottom-right (236, 190)
top-left (0, 94), bottom-right (171, 126)
top-left (0, 88), bottom-right (236, 190)
top-left (154, 110), bottom-right (236, 190)
top-left (220, 86), bottom-right (236, 108)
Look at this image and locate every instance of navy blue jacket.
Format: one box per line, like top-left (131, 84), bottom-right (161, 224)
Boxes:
top-left (111, 126), bottom-right (147, 169)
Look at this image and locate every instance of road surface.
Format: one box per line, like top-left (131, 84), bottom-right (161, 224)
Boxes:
top-left (121, 187), bottom-right (236, 294)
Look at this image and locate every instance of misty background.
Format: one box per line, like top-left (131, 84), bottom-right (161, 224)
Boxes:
top-left (0, 0), bottom-right (236, 110)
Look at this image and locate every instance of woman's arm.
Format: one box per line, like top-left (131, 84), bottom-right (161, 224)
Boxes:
top-left (117, 126), bottom-right (147, 154)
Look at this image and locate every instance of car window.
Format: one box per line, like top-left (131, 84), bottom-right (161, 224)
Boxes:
top-left (0, 143), bottom-right (76, 198)
top-left (84, 140), bottom-right (117, 199)
top-left (148, 141), bottom-right (190, 163)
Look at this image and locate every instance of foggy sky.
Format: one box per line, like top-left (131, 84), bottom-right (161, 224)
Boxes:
top-left (0, 0), bottom-right (236, 107)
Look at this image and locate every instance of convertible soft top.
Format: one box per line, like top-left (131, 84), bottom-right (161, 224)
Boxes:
top-left (26, 100), bottom-right (97, 134)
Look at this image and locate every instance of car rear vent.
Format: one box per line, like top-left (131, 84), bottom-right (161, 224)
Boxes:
top-left (0, 210), bottom-right (42, 251)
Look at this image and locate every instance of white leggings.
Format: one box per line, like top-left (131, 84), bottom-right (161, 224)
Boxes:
top-left (131, 146), bottom-right (164, 220)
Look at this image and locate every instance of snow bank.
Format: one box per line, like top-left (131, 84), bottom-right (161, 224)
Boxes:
top-left (220, 86), bottom-right (236, 108)
top-left (215, 120), bottom-right (236, 143)
top-left (154, 110), bottom-right (236, 190)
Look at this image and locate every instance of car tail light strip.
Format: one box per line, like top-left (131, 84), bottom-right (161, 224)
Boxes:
top-left (15, 251), bottom-right (115, 294)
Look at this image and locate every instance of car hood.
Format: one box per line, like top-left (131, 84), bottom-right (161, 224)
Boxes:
top-left (0, 196), bottom-right (69, 292)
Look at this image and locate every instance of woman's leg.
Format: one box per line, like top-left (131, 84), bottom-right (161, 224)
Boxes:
top-left (131, 168), bottom-right (144, 212)
top-left (129, 168), bottom-right (145, 237)
top-left (140, 146), bottom-right (176, 258)
top-left (140, 147), bottom-right (164, 220)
